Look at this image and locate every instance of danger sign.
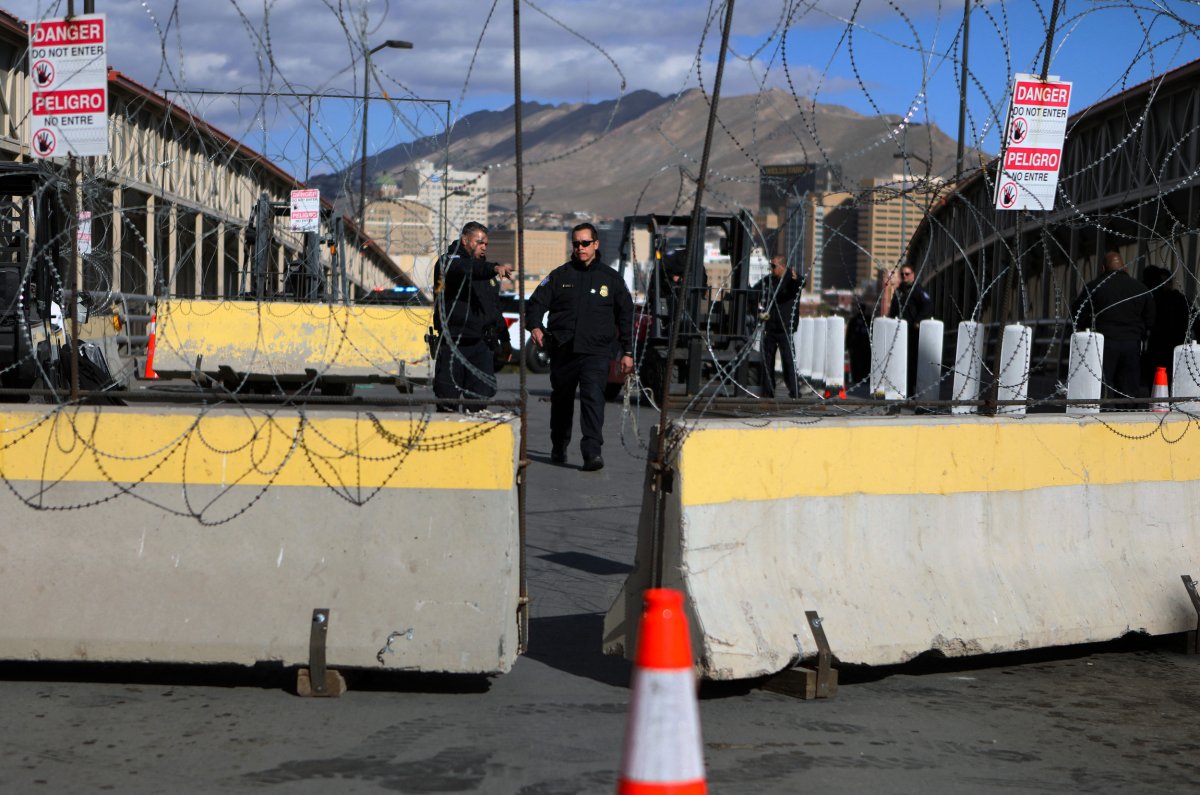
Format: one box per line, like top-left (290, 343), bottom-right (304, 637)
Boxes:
top-left (27, 13), bottom-right (108, 159)
top-left (289, 189), bottom-right (321, 233)
top-left (995, 73), bottom-right (1072, 212)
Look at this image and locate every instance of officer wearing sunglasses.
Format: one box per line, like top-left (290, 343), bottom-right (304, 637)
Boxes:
top-left (526, 223), bottom-right (634, 471)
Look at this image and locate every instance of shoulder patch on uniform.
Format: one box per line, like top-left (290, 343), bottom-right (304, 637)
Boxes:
top-left (538, 275), bottom-right (550, 286)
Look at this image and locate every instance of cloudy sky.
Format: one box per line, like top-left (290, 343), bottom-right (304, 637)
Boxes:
top-left (10, 1), bottom-right (1200, 178)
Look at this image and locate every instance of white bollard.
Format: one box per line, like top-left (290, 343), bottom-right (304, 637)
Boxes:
top-left (914, 319), bottom-right (944, 401)
top-left (824, 316), bottom-right (846, 392)
top-left (1172, 342), bottom-right (1200, 414)
top-left (951, 321), bottom-right (984, 414)
top-left (997, 324), bottom-right (1032, 416)
top-left (797, 317), bottom-right (814, 379)
top-left (1067, 331), bottom-right (1104, 414)
top-left (870, 317), bottom-right (907, 400)
top-left (810, 316), bottom-right (828, 384)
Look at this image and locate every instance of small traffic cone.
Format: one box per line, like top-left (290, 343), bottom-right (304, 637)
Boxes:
top-left (617, 588), bottom-right (706, 795)
top-left (1151, 366), bottom-right (1168, 412)
top-left (143, 311), bottom-right (159, 379)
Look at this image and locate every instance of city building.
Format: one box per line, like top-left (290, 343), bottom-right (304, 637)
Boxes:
top-left (855, 174), bottom-right (945, 288)
top-left (759, 163), bottom-right (861, 293)
top-left (487, 229), bottom-right (568, 289)
top-left (364, 160), bottom-right (489, 288)
top-left (394, 161), bottom-right (488, 238)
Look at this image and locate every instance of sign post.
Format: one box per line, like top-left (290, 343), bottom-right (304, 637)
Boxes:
top-left (994, 73), bottom-right (1072, 212)
top-left (28, 13), bottom-right (109, 159)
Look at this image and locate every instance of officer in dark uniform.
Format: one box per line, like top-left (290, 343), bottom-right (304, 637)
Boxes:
top-left (885, 263), bottom-right (933, 396)
top-left (432, 222), bottom-right (513, 412)
top-left (526, 223), bottom-right (635, 471)
top-left (753, 255), bottom-right (801, 398)
top-left (1071, 249), bottom-right (1155, 401)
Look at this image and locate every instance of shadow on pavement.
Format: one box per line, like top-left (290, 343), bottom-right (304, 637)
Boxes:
top-left (0, 659), bottom-right (493, 695)
top-left (526, 613), bottom-right (631, 688)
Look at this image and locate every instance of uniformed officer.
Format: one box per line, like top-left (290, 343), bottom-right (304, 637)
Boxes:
top-left (753, 254), bottom-right (801, 398)
top-left (432, 222), bottom-right (513, 412)
top-left (526, 223), bottom-right (635, 471)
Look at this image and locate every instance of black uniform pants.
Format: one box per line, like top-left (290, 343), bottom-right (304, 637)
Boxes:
top-left (549, 347), bottom-right (609, 459)
top-left (761, 330), bottom-right (799, 398)
top-left (434, 337), bottom-right (495, 411)
top-left (1103, 337), bottom-right (1143, 402)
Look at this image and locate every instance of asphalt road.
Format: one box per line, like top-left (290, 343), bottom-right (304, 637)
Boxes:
top-left (2, 371), bottom-right (1199, 793)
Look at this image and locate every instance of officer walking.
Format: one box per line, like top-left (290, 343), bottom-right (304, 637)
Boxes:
top-left (432, 222), bottom-right (513, 412)
top-left (526, 223), bottom-right (635, 471)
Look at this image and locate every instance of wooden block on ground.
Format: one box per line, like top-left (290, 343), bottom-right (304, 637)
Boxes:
top-left (296, 667), bottom-right (347, 697)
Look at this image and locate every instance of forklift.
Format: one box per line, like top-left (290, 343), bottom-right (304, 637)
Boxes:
top-left (0, 161), bottom-right (121, 401)
top-left (616, 209), bottom-right (762, 401)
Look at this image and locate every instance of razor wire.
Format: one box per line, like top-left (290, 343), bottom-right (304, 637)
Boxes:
top-left (1, 0), bottom-right (1200, 515)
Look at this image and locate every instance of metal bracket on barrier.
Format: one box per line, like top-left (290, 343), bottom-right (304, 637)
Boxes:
top-left (297, 608), bottom-right (346, 697)
top-left (1183, 576), bottom-right (1200, 654)
top-left (763, 610), bottom-right (838, 700)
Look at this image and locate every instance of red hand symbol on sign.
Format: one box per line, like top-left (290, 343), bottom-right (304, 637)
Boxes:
top-left (1011, 117), bottom-right (1027, 144)
top-left (33, 60), bottom-right (54, 88)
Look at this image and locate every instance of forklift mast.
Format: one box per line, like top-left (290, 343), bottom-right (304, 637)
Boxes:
top-left (617, 208), bottom-right (759, 398)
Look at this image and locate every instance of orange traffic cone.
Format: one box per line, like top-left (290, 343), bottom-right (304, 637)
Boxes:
top-left (143, 311), bottom-right (159, 379)
top-left (1151, 366), bottom-right (1168, 412)
top-left (617, 588), bottom-right (706, 795)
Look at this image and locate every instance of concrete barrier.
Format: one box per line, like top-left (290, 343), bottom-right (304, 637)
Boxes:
top-left (605, 413), bottom-right (1200, 679)
top-left (154, 299), bottom-right (432, 388)
top-left (0, 404), bottom-right (520, 674)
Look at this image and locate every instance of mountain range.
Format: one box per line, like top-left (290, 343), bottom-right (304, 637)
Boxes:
top-left (321, 88), bottom-right (985, 220)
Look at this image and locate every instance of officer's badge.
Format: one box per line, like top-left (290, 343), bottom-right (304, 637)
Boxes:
top-left (599, 284), bottom-right (609, 298)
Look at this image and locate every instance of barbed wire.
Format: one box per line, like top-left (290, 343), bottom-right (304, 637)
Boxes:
top-left (2, 1), bottom-right (1200, 518)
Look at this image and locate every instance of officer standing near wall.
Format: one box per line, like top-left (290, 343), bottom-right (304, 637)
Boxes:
top-left (526, 223), bottom-right (634, 471)
top-left (432, 222), bottom-right (513, 412)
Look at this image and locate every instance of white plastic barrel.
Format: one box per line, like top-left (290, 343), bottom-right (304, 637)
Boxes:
top-left (997, 324), bottom-right (1032, 416)
top-left (1172, 342), bottom-right (1200, 414)
top-left (1067, 331), bottom-right (1104, 414)
top-left (810, 317), bottom-right (828, 384)
top-left (914, 319), bottom-right (944, 401)
top-left (824, 316), bottom-right (846, 390)
top-left (870, 316), bottom-right (906, 400)
top-left (951, 321), bottom-right (984, 414)
top-left (797, 317), bottom-right (814, 379)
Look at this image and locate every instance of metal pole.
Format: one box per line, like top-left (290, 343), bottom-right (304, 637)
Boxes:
top-left (955, 0), bottom-right (971, 180)
top-left (358, 51), bottom-right (371, 235)
top-left (652, 0), bottom-right (736, 588)
top-left (68, 155), bottom-right (80, 401)
top-left (304, 95), bottom-right (313, 183)
top-left (512, 0), bottom-right (530, 655)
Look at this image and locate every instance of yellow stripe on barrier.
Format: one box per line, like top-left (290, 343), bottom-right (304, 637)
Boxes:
top-left (0, 408), bottom-right (513, 490)
top-left (680, 417), bottom-right (1200, 505)
top-left (157, 299), bottom-right (432, 375)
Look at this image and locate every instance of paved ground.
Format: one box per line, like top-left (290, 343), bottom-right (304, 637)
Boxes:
top-left (2, 371), bottom-right (1199, 793)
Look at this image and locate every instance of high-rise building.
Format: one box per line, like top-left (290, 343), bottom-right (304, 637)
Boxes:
top-left (760, 163), bottom-right (851, 293)
top-left (759, 163), bottom-right (841, 209)
top-left (855, 174), bottom-right (945, 287)
top-left (394, 161), bottom-right (489, 239)
top-left (364, 160), bottom-right (489, 286)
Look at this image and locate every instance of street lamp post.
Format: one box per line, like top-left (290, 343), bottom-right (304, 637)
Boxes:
top-left (359, 39), bottom-right (413, 237)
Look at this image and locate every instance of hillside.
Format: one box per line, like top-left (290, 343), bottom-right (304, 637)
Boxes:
top-left (319, 88), bottom-right (982, 219)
